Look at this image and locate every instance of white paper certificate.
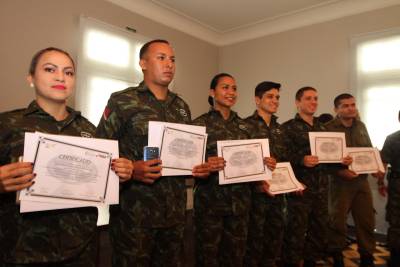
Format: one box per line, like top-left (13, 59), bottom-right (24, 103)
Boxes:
top-left (160, 127), bottom-right (206, 171)
top-left (218, 139), bottom-right (271, 185)
top-left (26, 137), bottom-right (112, 202)
top-left (347, 147), bottom-right (385, 174)
top-left (268, 162), bottom-right (304, 195)
top-left (309, 132), bottom-right (346, 163)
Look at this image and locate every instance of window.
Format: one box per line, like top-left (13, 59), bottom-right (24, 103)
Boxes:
top-left (76, 16), bottom-right (149, 125)
top-left (351, 28), bottom-right (400, 149)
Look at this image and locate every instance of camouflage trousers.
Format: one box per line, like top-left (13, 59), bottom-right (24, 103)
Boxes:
top-left (110, 223), bottom-right (185, 267)
top-left (283, 189), bottom-right (328, 264)
top-left (194, 211), bottom-right (249, 267)
top-left (328, 177), bottom-right (375, 256)
top-left (0, 235), bottom-right (98, 267)
top-left (387, 177), bottom-right (400, 250)
top-left (244, 193), bottom-right (285, 267)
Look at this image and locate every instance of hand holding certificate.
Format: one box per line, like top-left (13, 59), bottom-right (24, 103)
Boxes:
top-left (217, 139), bottom-right (271, 185)
top-left (346, 147), bottom-right (385, 174)
top-left (148, 121), bottom-right (207, 176)
top-left (309, 132), bottom-right (346, 163)
top-left (268, 162), bottom-right (304, 195)
top-left (19, 132), bottom-right (120, 225)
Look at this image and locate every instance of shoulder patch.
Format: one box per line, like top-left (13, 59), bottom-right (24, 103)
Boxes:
top-left (103, 107), bottom-right (111, 121)
top-left (238, 124), bottom-right (248, 131)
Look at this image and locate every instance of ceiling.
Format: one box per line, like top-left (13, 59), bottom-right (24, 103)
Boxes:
top-left (107, 0), bottom-right (400, 45)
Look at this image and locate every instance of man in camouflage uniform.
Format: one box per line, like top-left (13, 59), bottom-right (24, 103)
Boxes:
top-left (0, 101), bottom-right (98, 267)
top-left (381, 111), bottom-right (400, 267)
top-left (243, 81), bottom-right (286, 267)
top-left (281, 87), bottom-right (329, 267)
top-left (96, 39), bottom-right (209, 267)
top-left (326, 93), bottom-right (379, 267)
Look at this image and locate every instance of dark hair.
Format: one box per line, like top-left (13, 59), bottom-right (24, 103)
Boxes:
top-left (295, 86), bottom-right (317, 101)
top-left (254, 81), bottom-right (281, 98)
top-left (139, 39), bottom-right (170, 59)
top-left (318, 113), bottom-right (334, 124)
top-left (334, 93), bottom-right (354, 108)
top-left (208, 73), bottom-right (234, 106)
top-left (29, 47), bottom-right (75, 75)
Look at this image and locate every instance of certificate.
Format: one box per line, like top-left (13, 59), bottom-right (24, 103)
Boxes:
top-left (309, 132), bottom-right (346, 163)
top-left (148, 121), bottom-right (207, 176)
top-left (26, 137), bottom-right (112, 202)
top-left (347, 147), bottom-right (385, 174)
top-left (218, 139), bottom-right (271, 185)
top-left (268, 162), bottom-right (304, 195)
top-left (160, 127), bottom-right (206, 171)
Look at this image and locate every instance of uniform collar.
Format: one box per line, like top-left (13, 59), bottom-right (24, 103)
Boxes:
top-left (208, 107), bottom-right (238, 122)
top-left (251, 111), bottom-right (278, 125)
top-left (23, 100), bottom-right (80, 122)
top-left (137, 81), bottom-right (178, 105)
top-left (294, 113), bottom-right (318, 126)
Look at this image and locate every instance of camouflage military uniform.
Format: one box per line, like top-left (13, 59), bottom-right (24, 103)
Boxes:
top-left (381, 130), bottom-right (400, 259)
top-left (243, 112), bottom-right (286, 267)
top-left (0, 101), bottom-right (98, 267)
top-left (95, 82), bottom-right (191, 267)
top-left (281, 113), bottom-right (329, 264)
top-left (325, 118), bottom-right (375, 258)
top-left (192, 109), bottom-right (252, 267)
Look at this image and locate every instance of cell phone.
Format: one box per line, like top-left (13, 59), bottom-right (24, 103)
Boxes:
top-left (143, 146), bottom-right (159, 161)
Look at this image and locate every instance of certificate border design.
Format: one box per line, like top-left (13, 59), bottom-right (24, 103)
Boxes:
top-left (314, 136), bottom-right (344, 162)
top-left (349, 150), bottom-right (379, 173)
top-left (159, 127), bottom-right (206, 171)
top-left (268, 166), bottom-right (298, 194)
top-left (29, 137), bottom-right (112, 203)
top-left (221, 142), bottom-right (265, 180)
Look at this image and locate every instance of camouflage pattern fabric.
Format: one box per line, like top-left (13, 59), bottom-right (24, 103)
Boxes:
top-left (192, 109), bottom-right (252, 267)
top-left (243, 112), bottom-right (286, 267)
top-left (0, 101), bottom-right (98, 265)
top-left (281, 113), bottom-right (329, 263)
top-left (381, 130), bottom-right (400, 250)
top-left (325, 117), bottom-right (375, 256)
top-left (95, 82), bottom-right (191, 266)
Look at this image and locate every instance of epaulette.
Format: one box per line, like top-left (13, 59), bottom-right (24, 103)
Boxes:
top-left (0, 107), bottom-right (26, 117)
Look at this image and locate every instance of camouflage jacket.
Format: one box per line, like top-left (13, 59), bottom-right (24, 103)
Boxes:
top-left (281, 113), bottom-right (328, 191)
top-left (0, 101), bottom-right (97, 264)
top-left (325, 117), bottom-right (372, 179)
top-left (244, 111), bottom-right (287, 161)
top-left (192, 109), bottom-right (253, 216)
top-left (381, 130), bottom-right (400, 173)
top-left (95, 82), bottom-right (191, 228)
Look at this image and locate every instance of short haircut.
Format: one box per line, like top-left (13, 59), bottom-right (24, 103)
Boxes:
top-left (295, 86), bottom-right (317, 101)
top-left (208, 73), bottom-right (234, 106)
top-left (29, 47), bottom-right (75, 75)
top-left (139, 39), bottom-right (170, 59)
top-left (334, 93), bottom-right (354, 108)
top-left (254, 81), bottom-right (281, 98)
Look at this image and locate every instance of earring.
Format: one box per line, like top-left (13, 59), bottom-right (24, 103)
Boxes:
top-left (30, 83), bottom-right (34, 88)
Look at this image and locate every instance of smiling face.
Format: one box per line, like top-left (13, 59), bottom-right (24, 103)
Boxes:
top-left (296, 89), bottom-right (318, 116)
top-left (139, 42), bottom-right (175, 88)
top-left (27, 50), bottom-right (75, 104)
top-left (210, 76), bottom-right (237, 110)
top-left (256, 88), bottom-right (280, 115)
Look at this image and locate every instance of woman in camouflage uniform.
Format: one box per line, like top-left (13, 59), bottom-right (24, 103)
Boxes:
top-left (0, 47), bottom-right (133, 267)
top-left (192, 73), bottom-right (275, 267)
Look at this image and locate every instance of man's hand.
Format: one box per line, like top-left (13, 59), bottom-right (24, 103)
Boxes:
top-left (337, 168), bottom-right (359, 180)
top-left (0, 162), bottom-right (34, 193)
top-left (341, 155), bottom-right (353, 166)
top-left (192, 163), bottom-right (210, 178)
top-left (303, 155), bottom-right (319, 168)
top-left (207, 156), bottom-right (225, 172)
top-left (256, 180), bottom-right (275, 197)
top-left (264, 157), bottom-right (277, 171)
top-left (132, 159), bottom-right (162, 184)
top-left (111, 158), bottom-right (134, 183)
